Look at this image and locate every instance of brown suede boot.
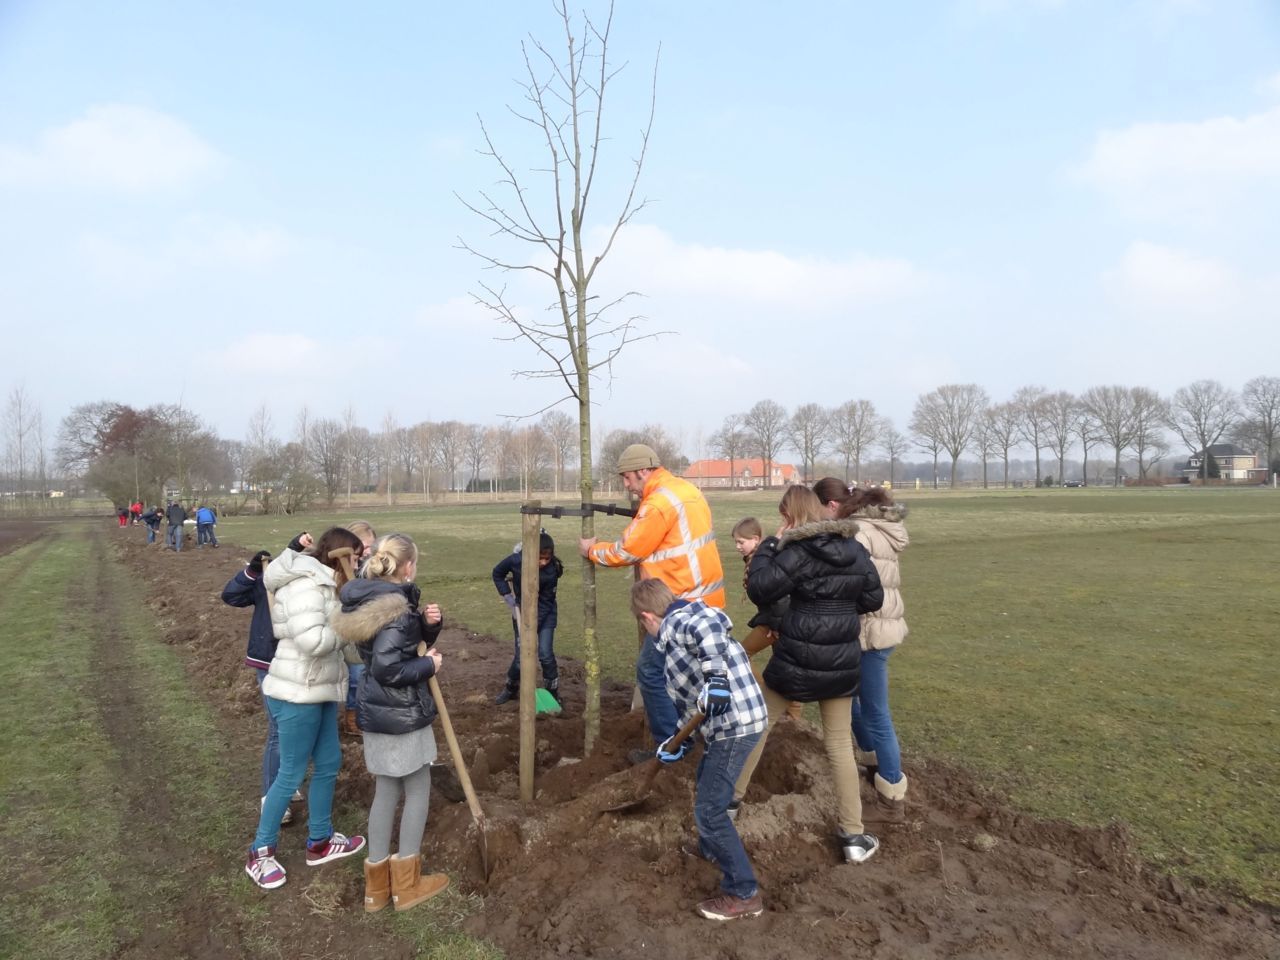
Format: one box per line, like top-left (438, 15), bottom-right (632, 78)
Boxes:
top-left (389, 854), bottom-right (449, 912)
top-left (341, 708), bottom-right (360, 737)
top-left (864, 771), bottom-right (907, 824)
top-left (363, 857), bottom-right (391, 912)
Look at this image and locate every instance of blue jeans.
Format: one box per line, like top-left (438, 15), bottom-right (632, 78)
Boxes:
top-left (637, 634), bottom-right (678, 744)
top-left (695, 731), bottom-right (762, 898)
top-left (255, 669), bottom-right (281, 797)
top-left (197, 523), bottom-right (218, 547)
top-left (146, 525), bottom-right (157, 544)
top-left (505, 622), bottom-right (559, 687)
top-left (851, 647), bottom-right (903, 784)
top-left (168, 524), bottom-right (184, 551)
top-left (254, 698), bottom-right (341, 848)
top-left (346, 662), bottom-right (363, 711)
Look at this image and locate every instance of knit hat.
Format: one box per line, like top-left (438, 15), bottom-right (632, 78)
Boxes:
top-left (616, 443), bottom-right (661, 473)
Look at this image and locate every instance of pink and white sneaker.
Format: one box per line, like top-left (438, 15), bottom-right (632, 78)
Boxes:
top-left (245, 845), bottom-right (286, 889)
top-left (305, 831), bottom-right (366, 866)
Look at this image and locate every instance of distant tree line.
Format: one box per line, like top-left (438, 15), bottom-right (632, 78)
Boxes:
top-left (4, 374), bottom-right (1276, 515)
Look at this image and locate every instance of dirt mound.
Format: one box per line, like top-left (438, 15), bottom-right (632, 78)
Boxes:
top-left (117, 534), bottom-right (1280, 960)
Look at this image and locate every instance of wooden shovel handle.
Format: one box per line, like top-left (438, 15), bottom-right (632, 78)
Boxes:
top-left (661, 710), bottom-right (705, 754)
top-left (428, 675), bottom-right (484, 823)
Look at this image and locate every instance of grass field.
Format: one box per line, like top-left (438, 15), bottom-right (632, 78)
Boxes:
top-left (217, 486), bottom-right (1280, 906)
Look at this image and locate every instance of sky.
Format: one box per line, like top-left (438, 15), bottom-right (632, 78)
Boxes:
top-left (2, 0), bottom-right (1278, 459)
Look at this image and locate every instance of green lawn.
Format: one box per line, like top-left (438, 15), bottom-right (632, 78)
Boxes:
top-left (218, 486), bottom-right (1280, 905)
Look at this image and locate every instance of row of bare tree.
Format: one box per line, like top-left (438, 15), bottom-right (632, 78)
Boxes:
top-left (705, 378), bottom-right (1280, 489)
top-left (13, 373), bottom-right (1278, 512)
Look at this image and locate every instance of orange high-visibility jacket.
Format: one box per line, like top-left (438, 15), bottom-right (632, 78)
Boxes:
top-left (589, 467), bottom-right (726, 608)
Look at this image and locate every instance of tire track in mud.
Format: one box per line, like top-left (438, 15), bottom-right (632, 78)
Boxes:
top-left (80, 527), bottom-right (243, 960)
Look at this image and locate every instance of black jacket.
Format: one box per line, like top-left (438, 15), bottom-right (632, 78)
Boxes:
top-left (491, 549), bottom-right (563, 628)
top-left (331, 578), bottom-right (442, 735)
top-left (221, 569), bottom-right (276, 669)
top-left (747, 517), bottom-right (883, 702)
top-left (166, 503), bottom-right (187, 526)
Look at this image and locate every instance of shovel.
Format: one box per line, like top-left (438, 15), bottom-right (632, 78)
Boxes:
top-left (329, 546), bottom-right (358, 583)
top-left (601, 711), bottom-right (704, 814)
top-left (428, 674), bottom-right (490, 878)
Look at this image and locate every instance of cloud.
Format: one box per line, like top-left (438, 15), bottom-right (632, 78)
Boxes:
top-left (1261, 70), bottom-right (1280, 100)
top-left (1105, 241), bottom-right (1240, 314)
top-left (1074, 105), bottom-right (1280, 219)
top-left (78, 216), bottom-right (295, 292)
top-left (212, 333), bottom-right (328, 375)
top-left (0, 103), bottom-right (223, 192)
top-left (600, 223), bottom-right (925, 310)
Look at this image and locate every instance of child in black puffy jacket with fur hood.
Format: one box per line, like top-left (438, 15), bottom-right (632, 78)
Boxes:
top-left (331, 533), bottom-right (449, 915)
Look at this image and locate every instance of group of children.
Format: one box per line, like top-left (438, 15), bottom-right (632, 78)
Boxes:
top-left (219, 476), bottom-right (910, 924)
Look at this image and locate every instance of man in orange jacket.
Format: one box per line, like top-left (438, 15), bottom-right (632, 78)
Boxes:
top-left (580, 443), bottom-right (726, 751)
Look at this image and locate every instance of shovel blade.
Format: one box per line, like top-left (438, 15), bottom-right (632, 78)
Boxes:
top-left (600, 758), bottom-right (662, 813)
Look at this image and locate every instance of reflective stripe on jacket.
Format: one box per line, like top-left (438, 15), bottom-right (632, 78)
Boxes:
top-left (590, 467), bottom-right (726, 608)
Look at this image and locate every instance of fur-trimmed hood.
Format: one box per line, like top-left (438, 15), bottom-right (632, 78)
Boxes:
top-left (847, 502), bottom-right (908, 524)
top-left (331, 579), bottom-right (412, 644)
top-left (777, 516), bottom-right (862, 547)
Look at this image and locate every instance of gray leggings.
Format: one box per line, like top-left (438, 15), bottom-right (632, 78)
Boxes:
top-left (367, 765), bottom-right (432, 862)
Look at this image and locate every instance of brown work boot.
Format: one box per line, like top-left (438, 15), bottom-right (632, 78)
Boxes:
top-left (363, 857), bottom-right (391, 912)
top-left (389, 854), bottom-right (449, 912)
top-left (696, 891), bottom-right (764, 921)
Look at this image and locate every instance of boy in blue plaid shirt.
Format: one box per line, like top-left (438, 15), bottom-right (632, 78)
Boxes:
top-left (630, 577), bottom-right (767, 922)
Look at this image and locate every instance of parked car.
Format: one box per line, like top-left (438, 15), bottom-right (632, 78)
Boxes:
top-left (1063, 479), bottom-right (1086, 488)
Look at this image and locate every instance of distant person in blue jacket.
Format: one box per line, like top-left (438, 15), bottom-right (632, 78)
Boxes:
top-left (492, 532), bottom-right (564, 706)
top-left (196, 503), bottom-right (219, 548)
top-left (222, 548), bottom-right (296, 825)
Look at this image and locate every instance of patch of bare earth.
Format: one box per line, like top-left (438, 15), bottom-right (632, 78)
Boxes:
top-left (116, 531), bottom-right (1280, 960)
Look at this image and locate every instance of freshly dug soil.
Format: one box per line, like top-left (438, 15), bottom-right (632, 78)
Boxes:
top-left (117, 531), bottom-right (1280, 960)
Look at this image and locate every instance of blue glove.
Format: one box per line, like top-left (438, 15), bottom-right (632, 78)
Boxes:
top-left (501, 593), bottom-right (518, 619)
top-left (656, 736), bottom-right (691, 764)
top-left (697, 674), bottom-right (732, 717)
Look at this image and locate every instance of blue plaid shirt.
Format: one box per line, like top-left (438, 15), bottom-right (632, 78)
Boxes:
top-left (655, 600), bottom-right (767, 741)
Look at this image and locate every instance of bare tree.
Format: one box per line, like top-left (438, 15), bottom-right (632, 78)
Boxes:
top-left (1129, 387), bottom-right (1170, 481)
top-left (709, 413), bottom-right (747, 490)
top-left (743, 400), bottom-right (788, 488)
top-left (913, 384), bottom-right (988, 488)
top-left (459, 1), bottom-right (660, 752)
top-left (436, 420), bottom-right (466, 499)
top-left (829, 399), bottom-right (885, 485)
top-left (880, 427), bottom-right (909, 487)
top-left (412, 421), bottom-right (440, 501)
top-left (464, 424), bottom-right (489, 493)
top-left (985, 402), bottom-right (1021, 488)
top-left (909, 393), bottom-right (945, 489)
top-left (1238, 375), bottom-right (1280, 476)
top-left (3, 386), bottom-right (39, 503)
top-left (974, 411), bottom-right (996, 489)
top-left (310, 419), bottom-right (345, 504)
top-left (1041, 391), bottom-right (1077, 486)
top-left (788, 403), bottom-right (829, 483)
top-left (342, 405), bottom-right (358, 507)
top-left (540, 409), bottom-right (575, 498)
top-left (1073, 404), bottom-right (1104, 485)
top-left (1168, 379), bottom-right (1239, 481)
top-left (1081, 385), bottom-right (1136, 487)
top-left (1013, 385), bottom-right (1050, 486)
top-left (380, 413), bottom-right (399, 505)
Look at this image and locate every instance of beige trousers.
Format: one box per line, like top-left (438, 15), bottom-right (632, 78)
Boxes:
top-left (733, 684), bottom-right (864, 835)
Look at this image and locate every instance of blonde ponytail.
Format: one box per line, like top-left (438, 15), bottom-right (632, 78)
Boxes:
top-left (361, 533), bottom-right (419, 581)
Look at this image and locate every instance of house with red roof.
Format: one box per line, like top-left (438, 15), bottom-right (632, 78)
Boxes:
top-left (682, 458), bottom-right (800, 489)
